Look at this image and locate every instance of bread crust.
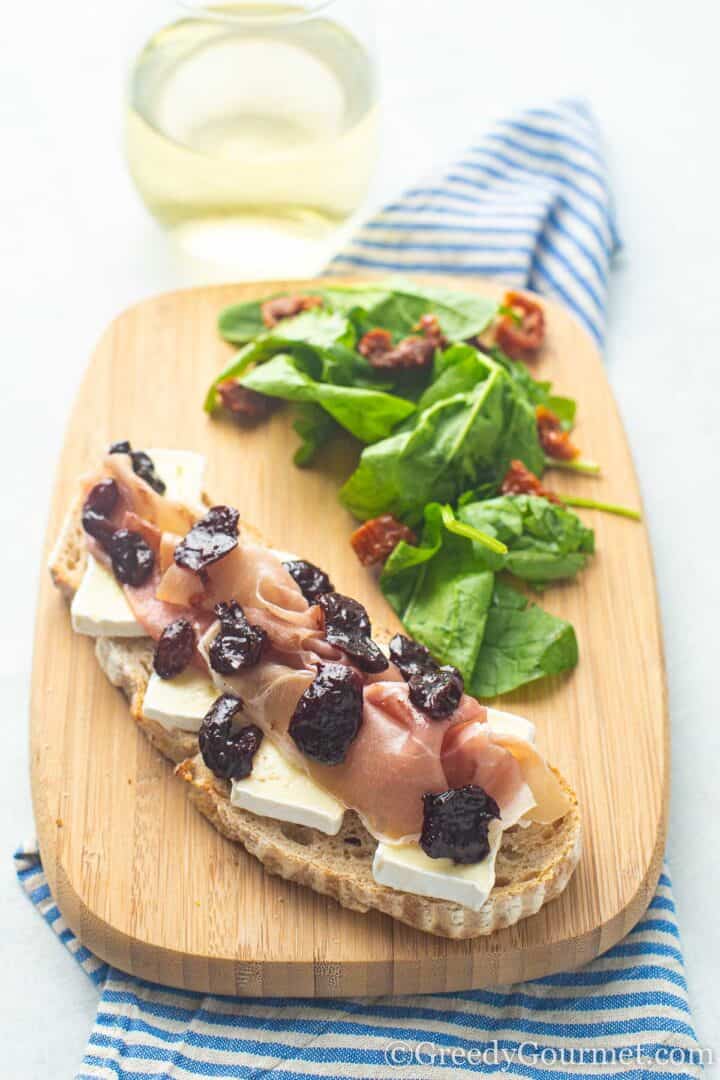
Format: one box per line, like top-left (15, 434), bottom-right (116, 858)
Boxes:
top-left (49, 490), bottom-right (582, 937)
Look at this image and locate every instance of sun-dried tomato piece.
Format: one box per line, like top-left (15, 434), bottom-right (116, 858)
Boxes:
top-left (420, 785), bottom-right (500, 864)
top-left (358, 328), bottom-right (393, 362)
top-left (217, 380), bottom-right (276, 419)
top-left (414, 313), bottom-right (448, 349)
top-left (495, 291), bottom-right (545, 361)
top-left (261, 294), bottom-right (323, 328)
top-left (536, 405), bottom-right (579, 461)
top-left (174, 506), bottom-right (239, 573)
top-left (501, 460), bottom-right (560, 504)
top-left (358, 326), bottom-right (437, 370)
top-left (350, 515), bottom-right (417, 567)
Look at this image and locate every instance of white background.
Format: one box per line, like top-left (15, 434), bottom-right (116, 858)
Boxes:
top-left (1, 1), bottom-right (718, 1074)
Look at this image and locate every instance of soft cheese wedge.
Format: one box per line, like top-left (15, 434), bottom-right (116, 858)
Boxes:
top-left (231, 739), bottom-right (345, 836)
top-left (373, 820), bottom-right (503, 911)
top-left (142, 669), bottom-right (218, 733)
top-left (70, 450), bottom-right (206, 638)
top-left (71, 554), bottom-right (146, 638)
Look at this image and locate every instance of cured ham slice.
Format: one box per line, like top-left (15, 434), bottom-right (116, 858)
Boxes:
top-left (79, 448), bottom-right (571, 849)
top-left (102, 452), bottom-right (196, 536)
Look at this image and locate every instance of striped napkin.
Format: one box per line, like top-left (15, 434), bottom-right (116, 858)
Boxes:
top-left (17, 101), bottom-right (704, 1079)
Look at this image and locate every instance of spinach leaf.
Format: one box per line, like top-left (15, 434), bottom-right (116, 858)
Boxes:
top-left (468, 580), bottom-right (578, 698)
top-left (217, 298), bottom-right (270, 344)
top-left (381, 504), bottom-right (495, 680)
top-left (340, 349), bottom-right (545, 524)
top-left (205, 309), bottom-right (356, 411)
top-left (292, 404), bottom-right (339, 468)
top-left (240, 354), bottom-right (415, 444)
top-left (459, 494), bottom-right (595, 585)
top-left (380, 501), bottom-right (581, 692)
top-left (490, 346), bottom-right (577, 430)
top-left (341, 280), bottom-right (498, 339)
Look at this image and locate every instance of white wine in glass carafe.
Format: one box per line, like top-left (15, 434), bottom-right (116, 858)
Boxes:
top-left (125, 2), bottom-right (379, 277)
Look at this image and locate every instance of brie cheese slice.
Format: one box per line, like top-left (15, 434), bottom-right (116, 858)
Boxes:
top-left (142, 669), bottom-right (218, 732)
top-left (71, 555), bottom-right (146, 638)
top-left (372, 819), bottom-right (503, 911)
top-left (231, 738), bottom-right (345, 836)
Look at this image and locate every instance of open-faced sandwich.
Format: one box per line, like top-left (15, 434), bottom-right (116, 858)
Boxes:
top-left (50, 442), bottom-right (581, 939)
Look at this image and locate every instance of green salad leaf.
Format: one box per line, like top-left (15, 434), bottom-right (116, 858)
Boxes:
top-left (380, 495), bottom-right (589, 693)
top-left (340, 348), bottom-right (545, 524)
top-left (458, 494), bottom-right (595, 584)
top-left (380, 504), bottom-right (495, 679)
top-left (470, 580), bottom-right (579, 697)
top-left (217, 298), bottom-right (272, 344)
top-left (336, 278), bottom-right (498, 341)
top-left (240, 354), bottom-right (415, 444)
top-left (292, 404), bottom-right (339, 468)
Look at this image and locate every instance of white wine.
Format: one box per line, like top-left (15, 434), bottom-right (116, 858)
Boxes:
top-left (126, 3), bottom-right (378, 277)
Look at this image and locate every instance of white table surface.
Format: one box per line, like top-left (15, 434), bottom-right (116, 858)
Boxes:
top-left (1, 1), bottom-right (718, 1074)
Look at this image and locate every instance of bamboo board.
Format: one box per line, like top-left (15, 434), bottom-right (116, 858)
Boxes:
top-left (30, 278), bottom-right (668, 996)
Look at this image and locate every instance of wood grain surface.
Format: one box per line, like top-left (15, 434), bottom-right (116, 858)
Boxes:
top-left (30, 278), bottom-right (668, 996)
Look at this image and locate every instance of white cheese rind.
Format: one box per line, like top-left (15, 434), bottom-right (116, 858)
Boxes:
top-left (485, 708), bottom-right (536, 743)
top-left (231, 739), bottom-right (345, 836)
top-left (142, 669), bottom-right (218, 732)
top-left (147, 448), bottom-right (207, 513)
top-left (71, 450), bottom-right (206, 638)
top-left (372, 820), bottom-right (503, 911)
top-left (71, 555), bottom-right (146, 638)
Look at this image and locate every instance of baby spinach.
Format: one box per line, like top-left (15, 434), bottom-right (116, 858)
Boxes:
top-left (470, 580), bottom-right (579, 698)
top-left (459, 494), bottom-right (595, 585)
top-left (240, 354), bottom-right (415, 445)
top-left (340, 348), bottom-right (545, 525)
top-left (381, 501), bottom-right (582, 693)
top-left (292, 404), bottom-right (339, 468)
top-left (380, 504), bottom-right (495, 680)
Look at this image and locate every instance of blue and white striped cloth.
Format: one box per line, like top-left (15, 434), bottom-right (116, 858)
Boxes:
top-left (18, 100), bottom-right (705, 1078)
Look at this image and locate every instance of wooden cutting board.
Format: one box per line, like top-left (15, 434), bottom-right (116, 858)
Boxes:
top-left (30, 277), bottom-right (668, 996)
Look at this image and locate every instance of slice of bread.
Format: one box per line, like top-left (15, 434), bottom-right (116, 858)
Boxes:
top-left (49, 492), bottom-right (582, 938)
top-left (178, 756), bottom-right (580, 939)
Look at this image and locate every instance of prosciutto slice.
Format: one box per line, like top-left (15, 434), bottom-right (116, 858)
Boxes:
top-left (80, 450), bottom-right (571, 845)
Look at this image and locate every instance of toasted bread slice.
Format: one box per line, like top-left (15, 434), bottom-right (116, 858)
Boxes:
top-left (49, 495), bottom-right (199, 764)
top-left (49, 490), bottom-right (582, 937)
top-left (177, 756), bottom-right (580, 939)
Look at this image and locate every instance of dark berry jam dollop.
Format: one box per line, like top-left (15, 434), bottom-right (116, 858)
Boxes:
top-left (81, 479), bottom-right (120, 550)
top-left (408, 666), bottom-right (464, 719)
top-left (208, 601), bottom-right (267, 675)
top-left (174, 505), bottom-right (239, 573)
top-left (84, 478), bottom-right (119, 517)
top-left (109, 528), bottom-right (155, 587)
top-left (283, 559), bottom-right (334, 603)
top-left (108, 441), bottom-right (166, 494)
top-left (388, 634), bottom-right (437, 680)
top-left (81, 508), bottom-right (115, 549)
top-left (317, 592), bottom-right (388, 674)
top-left (289, 663), bottom-right (363, 765)
top-left (153, 618), bottom-right (196, 679)
top-left (420, 785), bottom-right (500, 864)
top-left (198, 694), bottom-right (263, 781)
